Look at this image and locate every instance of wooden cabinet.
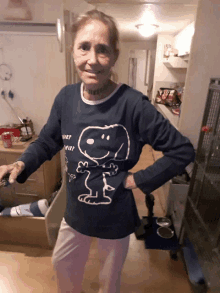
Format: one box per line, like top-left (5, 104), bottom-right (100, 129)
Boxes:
top-left (0, 137), bottom-right (61, 207)
top-left (0, 137), bottom-right (65, 249)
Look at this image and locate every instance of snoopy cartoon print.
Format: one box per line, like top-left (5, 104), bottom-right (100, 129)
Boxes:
top-left (76, 124), bottom-right (130, 205)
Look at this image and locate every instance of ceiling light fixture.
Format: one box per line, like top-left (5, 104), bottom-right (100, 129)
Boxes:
top-left (135, 24), bottom-right (159, 38)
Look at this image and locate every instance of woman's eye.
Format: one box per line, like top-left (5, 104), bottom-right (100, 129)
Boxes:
top-left (97, 46), bottom-right (109, 55)
top-left (80, 43), bottom-right (90, 51)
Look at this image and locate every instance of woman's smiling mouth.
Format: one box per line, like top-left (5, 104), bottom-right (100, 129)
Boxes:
top-left (85, 70), bottom-right (102, 74)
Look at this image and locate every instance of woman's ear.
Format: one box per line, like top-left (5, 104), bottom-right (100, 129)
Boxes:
top-left (114, 49), bottom-right (119, 64)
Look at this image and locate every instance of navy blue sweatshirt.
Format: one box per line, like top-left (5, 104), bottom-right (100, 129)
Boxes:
top-left (16, 83), bottom-right (195, 239)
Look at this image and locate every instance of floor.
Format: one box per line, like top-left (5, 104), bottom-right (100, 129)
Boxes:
top-left (0, 145), bottom-right (194, 293)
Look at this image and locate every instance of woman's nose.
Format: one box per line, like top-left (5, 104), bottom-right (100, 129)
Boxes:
top-left (87, 48), bottom-right (98, 64)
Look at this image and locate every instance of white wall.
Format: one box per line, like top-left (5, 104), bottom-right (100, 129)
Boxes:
top-left (152, 34), bottom-right (187, 104)
top-left (63, 0), bottom-right (93, 14)
top-left (179, 0), bottom-right (220, 149)
top-left (0, 0), bottom-right (63, 22)
top-left (0, 33), bottom-right (66, 134)
top-left (0, 0), bottom-right (94, 134)
top-left (174, 22), bottom-right (195, 56)
top-left (0, 0), bottom-right (94, 23)
top-left (116, 40), bottom-right (157, 97)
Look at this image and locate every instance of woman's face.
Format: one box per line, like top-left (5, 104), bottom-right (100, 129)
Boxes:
top-left (73, 20), bottom-right (118, 90)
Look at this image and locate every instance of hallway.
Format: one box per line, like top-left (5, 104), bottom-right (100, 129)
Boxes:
top-left (0, 145), bottom-right (193, 293)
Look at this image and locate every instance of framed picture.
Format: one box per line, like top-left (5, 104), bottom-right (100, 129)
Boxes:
top-left (128, 57), bottom-right (137, 89)
top-left (144, 50), bottom-right (151, 86)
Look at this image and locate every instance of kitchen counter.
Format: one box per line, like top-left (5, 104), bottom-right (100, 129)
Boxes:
top-left (0, 136), bottom-right (37, 153)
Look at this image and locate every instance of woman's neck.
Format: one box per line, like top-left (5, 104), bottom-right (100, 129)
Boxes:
top-left (83, 80), bottom-right (118, 101)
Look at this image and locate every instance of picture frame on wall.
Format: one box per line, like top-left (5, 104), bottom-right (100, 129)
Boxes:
top-left (144, 50), bottom-right (151, 86)
top-left (128, 57), bottom-right (137, 89)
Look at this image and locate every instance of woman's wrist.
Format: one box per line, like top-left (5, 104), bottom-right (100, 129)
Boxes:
top-left (9, 161), bottom-right (25, 184)
top-left (124, 172), bottom-right (137, 189)
top-left (13, 161), bottom-right (25, 171)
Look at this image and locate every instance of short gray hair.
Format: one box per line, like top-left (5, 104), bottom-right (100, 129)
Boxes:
top-left (72, 9), bottom-right (119, 55)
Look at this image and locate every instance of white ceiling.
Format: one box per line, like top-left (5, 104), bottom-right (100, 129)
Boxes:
top-left (84, 0), bottom-right (199, 42)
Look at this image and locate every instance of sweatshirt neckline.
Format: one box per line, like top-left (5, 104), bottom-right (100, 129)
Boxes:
top-left (80, 82), bottom-right (122, 105)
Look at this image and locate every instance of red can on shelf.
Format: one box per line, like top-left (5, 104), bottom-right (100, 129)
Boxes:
top-left (1, 132), bottom-right (13, 148)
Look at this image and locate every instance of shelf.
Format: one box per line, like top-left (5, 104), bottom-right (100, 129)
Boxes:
top-left (0, 21), bottom-right (56, 35)
top-left (179, 54), bottom-right (190, 62)
top-left (163, 56), bottom-right (188, 69)
top-left (155, 103), bottom-right (180, 129)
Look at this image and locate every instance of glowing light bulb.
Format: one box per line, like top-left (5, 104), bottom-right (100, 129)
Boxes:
top-left (136, 24), bottom-right (159, 38)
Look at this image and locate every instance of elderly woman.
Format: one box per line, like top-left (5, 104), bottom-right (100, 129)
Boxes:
top-left (0, 9), bottom-right (195, 293)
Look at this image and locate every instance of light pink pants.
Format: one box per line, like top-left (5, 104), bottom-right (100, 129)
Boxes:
top-left (52, 218), bottom-right (130, 293)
